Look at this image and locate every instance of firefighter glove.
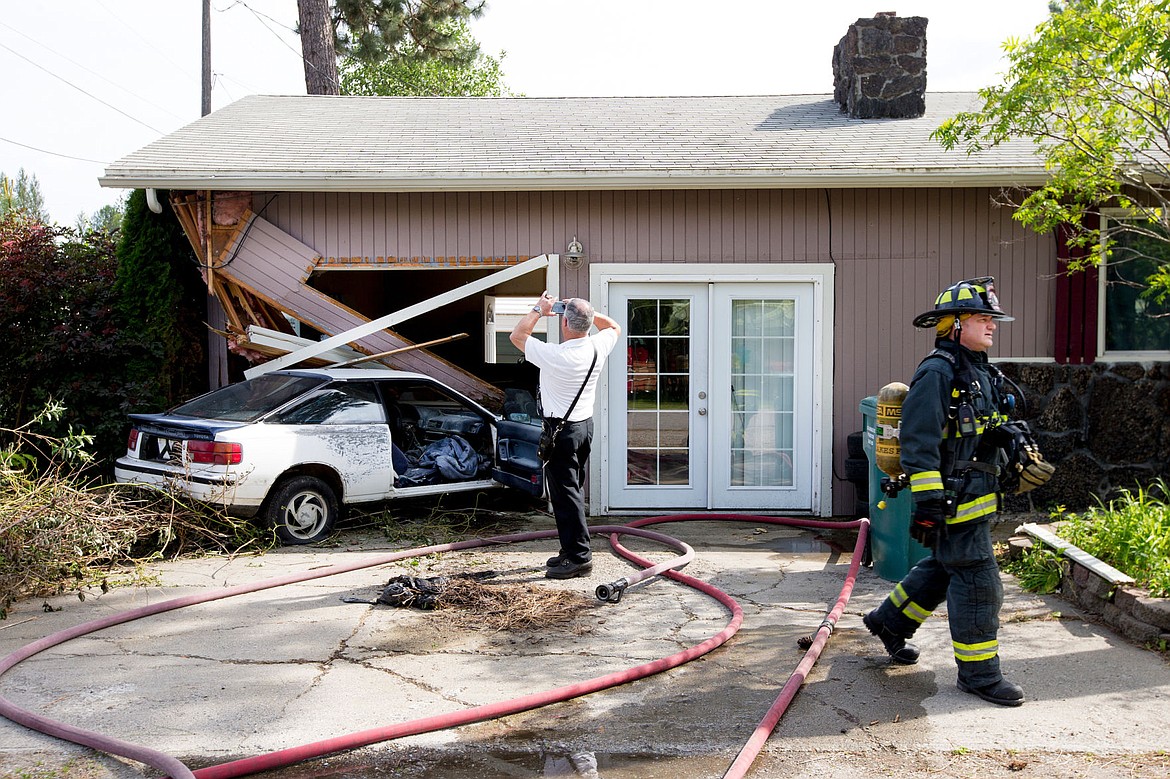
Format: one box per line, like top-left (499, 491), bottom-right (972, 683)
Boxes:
top-left (910, 498), bottom-right (944, 547)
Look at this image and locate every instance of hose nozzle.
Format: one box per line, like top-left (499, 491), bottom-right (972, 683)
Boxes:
top-left (595, 578), bottom-right (629, 603)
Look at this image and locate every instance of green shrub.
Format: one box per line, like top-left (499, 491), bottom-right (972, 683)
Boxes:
top-left (0, 212), bottom-right (147, 464)
top-left (1003, 543), bottom-right (1066, 594)
top-left (113, 189), bottom-right (208, 413)
top-left (1055, 480), bottom-right (1170, 598)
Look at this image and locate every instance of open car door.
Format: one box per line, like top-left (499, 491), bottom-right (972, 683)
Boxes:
top-left (493, 418), bottom-right (544, 498)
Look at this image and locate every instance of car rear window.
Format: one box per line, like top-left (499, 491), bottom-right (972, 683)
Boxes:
top-left (172, 375), bottom-right (327, 422)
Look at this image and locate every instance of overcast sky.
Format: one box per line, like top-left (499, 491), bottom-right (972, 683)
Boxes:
top-left (1, 1), bottom-right (1053, 224)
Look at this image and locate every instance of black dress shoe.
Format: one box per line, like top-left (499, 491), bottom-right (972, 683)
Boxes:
top-left (958, 678), bottom-right (1025, 707)
top-left (863, 610), bottom-right (920, 665)
top-left (545, 559), bottom-right (593, 579)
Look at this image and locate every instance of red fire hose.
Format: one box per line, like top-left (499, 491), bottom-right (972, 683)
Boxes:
top-left (0, 515), bottom-right (868, 779)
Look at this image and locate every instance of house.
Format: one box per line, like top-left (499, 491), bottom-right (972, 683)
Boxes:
top-left (101, 15), bottom-right (1165, 516)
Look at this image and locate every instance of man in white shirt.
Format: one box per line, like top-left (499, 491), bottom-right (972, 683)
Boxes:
top-left (510, 292), bottom-right (621, 578)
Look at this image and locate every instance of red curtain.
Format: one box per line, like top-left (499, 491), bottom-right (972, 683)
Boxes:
top-left (1054, 214), bottom-right (1100, 365)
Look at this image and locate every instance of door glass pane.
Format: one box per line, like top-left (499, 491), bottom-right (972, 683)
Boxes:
top-left (730, 299), bottom-right (795, 487)
top-left (625, 298), bottom-right (691, 486)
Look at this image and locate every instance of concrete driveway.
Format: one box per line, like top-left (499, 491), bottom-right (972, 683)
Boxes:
top-left (2, 513), bottom-right (1168, 778)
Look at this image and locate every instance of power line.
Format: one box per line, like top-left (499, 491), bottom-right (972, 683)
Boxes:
top-left (219, 0), bottom-right (297, 34)
top-left (221, 0), bottom-right (439, 97)
top-left (92, 0), bottom-right (198, 84)
top-left (214, 72), bottom-right (236, 103)
top-left (232, 0), bottom-right (320, 74)
top-left (0, 41), bottom-right (164, 134)
top-left (0, 135), bottom-right (108, 165)
top-left (0, 19), bottom-right (187, 123)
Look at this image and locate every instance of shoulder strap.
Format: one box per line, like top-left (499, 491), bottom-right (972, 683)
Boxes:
top-left (918, 346), bottom-right (967, 476)
top-left (920, 347), bottom-right (956, 369)
top-left (561, 343), bottom-right (598, 422)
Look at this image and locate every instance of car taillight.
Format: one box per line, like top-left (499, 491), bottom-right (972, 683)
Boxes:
top-left (127, 428), bottom-right (139, 452)
top-left (186, 440), bottom-right (243, 465)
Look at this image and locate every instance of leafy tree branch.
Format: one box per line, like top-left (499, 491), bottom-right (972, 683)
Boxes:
top-left (934, 0), bottom-right (1170, 306)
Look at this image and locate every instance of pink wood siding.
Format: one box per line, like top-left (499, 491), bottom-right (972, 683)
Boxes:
top-left (260, 188), bottom-right (1058, 514)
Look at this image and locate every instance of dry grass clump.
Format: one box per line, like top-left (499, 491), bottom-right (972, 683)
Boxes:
top-left (436, 576), bottom-right (594, 632)
top-left (0, 466), bottom-right (268, 619)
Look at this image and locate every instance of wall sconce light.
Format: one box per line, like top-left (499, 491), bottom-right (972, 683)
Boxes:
top-left (563, 236), bottom-right (585, 269)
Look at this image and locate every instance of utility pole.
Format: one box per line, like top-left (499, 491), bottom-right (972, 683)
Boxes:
top-left (201, 0), bottom-right (212, 115)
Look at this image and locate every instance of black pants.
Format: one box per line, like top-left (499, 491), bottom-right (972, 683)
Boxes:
top-left (545, 418), bottom-right (593, 563)
top-left (872, 519), bottom-right (1004, 687)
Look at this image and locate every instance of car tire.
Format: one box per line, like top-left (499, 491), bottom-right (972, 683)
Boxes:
top-left (264, 475), bottom-right (338, 545)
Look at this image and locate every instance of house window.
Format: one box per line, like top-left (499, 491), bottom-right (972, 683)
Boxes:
top-left (1100, 215), bottom-right (1170, 357)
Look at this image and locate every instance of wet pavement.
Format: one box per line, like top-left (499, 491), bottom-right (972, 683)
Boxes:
top-left (2, 513), bottom-right (1169, 779)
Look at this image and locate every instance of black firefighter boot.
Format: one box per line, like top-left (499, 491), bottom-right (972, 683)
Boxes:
top-left (958, 677), bottom-right (1025, 707)
top-left (863, 610), bottom-right (921, 665)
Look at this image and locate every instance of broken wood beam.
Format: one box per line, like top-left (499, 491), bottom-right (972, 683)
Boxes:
top-left (330, 333), bottom-right (469, 368)
top-left (246, 252), bottom-right (550, 378)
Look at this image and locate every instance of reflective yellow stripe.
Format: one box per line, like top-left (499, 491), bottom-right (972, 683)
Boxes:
top-left (890, 584), bottom-right (932, 624)
top-left (902, 601), bottom-right (931, 624)
top-left (910, 471), bottom-right (943, 492)
top-left (954, 639), bottom-right (998, 662)
top-left (946, 492), bottom-right (998, 525)
top-left (890, 583), bottom-right (910, 608)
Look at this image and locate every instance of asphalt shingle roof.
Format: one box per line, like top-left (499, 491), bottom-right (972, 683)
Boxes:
top-left (99, 93), bottom-right (1046, 192)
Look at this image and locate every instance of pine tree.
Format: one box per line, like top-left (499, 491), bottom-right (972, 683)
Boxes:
top-left (0, 169), bottom-right (49, 223)
top-left (297, 0), bottom-right (485, 95)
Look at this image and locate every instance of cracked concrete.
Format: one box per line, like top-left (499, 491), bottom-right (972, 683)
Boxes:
top-left (1, 514), bottom-right (1169, 778)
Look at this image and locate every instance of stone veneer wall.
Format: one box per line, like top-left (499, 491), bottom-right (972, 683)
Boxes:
top-left (996, 361), bottom-right (1170, 513)
top-left (832, 14), bottom-right (928, 119)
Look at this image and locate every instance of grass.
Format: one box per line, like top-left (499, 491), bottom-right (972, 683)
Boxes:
top-left (1005, 479), bottom-right (1170, 598)
top-left (1055, 479), bottom-right (1170, 598)
top-left (1002, 543), bottom-right (1065, 595)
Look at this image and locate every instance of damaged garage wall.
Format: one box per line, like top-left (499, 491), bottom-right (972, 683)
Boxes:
top-left (169, 191), bottom-right (521, 408)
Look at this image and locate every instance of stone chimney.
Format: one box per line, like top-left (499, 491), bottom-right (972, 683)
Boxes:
top-left (832, 12), bottom-right (927, 119)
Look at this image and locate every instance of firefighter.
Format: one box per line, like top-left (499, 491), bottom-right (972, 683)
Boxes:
top-left (863, 278), bottom-right (1025, 707)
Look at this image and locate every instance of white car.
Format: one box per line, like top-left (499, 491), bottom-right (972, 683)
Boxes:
top-left (115, 368), bottom-right (544, 544)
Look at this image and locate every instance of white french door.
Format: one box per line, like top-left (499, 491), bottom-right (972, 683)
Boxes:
top-left (607, 285), bottom-right (710, 508)
top-left (605, 280), bottom-right (818, 511)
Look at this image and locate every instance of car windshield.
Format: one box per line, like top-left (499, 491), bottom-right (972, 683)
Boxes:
top-left (171, 374), bottom-right (328, 422)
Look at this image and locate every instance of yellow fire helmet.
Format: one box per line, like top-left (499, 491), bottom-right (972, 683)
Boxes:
top-left (912, 276), bottom-right (1014, 329)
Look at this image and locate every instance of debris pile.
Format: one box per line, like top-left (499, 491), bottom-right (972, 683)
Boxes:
top-left (346, 572), bottom-right (593, 631)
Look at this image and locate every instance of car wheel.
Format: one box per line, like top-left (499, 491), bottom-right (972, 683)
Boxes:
top-left (264, 475), bottom-right (338, 545)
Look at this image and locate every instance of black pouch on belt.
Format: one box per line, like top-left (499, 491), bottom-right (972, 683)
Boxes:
top-left (538, 418), bottom-right (563, 461)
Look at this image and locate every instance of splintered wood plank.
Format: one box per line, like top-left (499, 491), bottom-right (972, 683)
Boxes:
top-left (216, 213), bottom-right (504, 406)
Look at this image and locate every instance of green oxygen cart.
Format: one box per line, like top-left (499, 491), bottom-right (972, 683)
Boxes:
top-left (859, 396), bottom-right (930, 581)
